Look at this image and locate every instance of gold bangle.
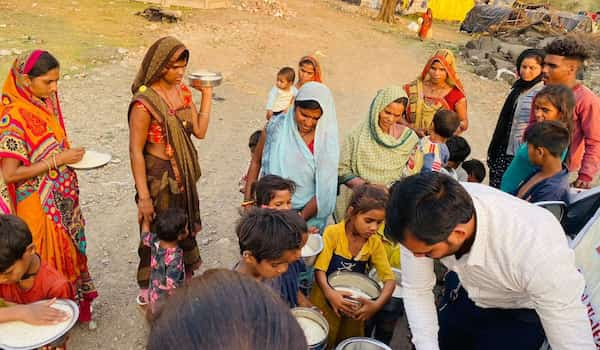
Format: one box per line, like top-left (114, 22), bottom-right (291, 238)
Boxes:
top-left (241, 200), bottom-right (255, 207)
top-left (42, 159), bottom-right (51, 172)
top-left (52, 154), bottom-right (58, 169)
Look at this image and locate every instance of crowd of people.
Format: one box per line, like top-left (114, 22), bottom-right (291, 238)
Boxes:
top-left (0, 32), bottom-right (598, 350)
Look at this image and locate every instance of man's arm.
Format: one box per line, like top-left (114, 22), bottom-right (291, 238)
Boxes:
top-left (576, 94), bottom-right (600, 186)
top-left (525, 238), bottom-right (595, 349)
top-left (400, 244), bottom-right (440, 350)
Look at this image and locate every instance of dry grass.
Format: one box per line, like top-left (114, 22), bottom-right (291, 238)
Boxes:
top-left (550, 0), bottom-right (597, 12)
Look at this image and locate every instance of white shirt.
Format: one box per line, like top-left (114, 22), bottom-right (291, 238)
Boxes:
top-left (265, 86), bottom-right (297, 112)
top-left (401, 182), bottom-right (594, 350)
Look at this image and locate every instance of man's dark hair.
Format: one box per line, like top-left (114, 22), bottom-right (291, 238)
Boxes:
top-left (0, 215), bottom-right (33, 273)
top-left (154, 208), bottom-right (188, 242)
top-left (248, 130), bottom-right (262, 150)
top-left (386, 173), bottom-right (474, 245)
top-left (433, 109), bottom-right (460, 138)
top-left (525, 121), bottom-right (570, 158)
top-left (236, 208), bottom-right (304, 262)
top-left (544, 36), bottom-right (590, 63)
top-left (461, 159), bottom-right (486, 183)
top-left (446, 136), bottom-right (471, 164)
top-left (254, 175), bottom-right (296, 207)
top-left (278, 67), bottom-right (296, 83)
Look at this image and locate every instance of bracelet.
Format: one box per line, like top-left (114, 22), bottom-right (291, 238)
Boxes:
top-left (42, 159), bottom-right (51, 172)
top-left (52, 154), bottom-right (57, 169)
top-left (241, 200), bottom-right (255, 207)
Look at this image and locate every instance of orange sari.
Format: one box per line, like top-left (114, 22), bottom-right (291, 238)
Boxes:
top-left (418, 8), bottom-right (433, 41)
top-left (0, 51), bottom-right (96, 321)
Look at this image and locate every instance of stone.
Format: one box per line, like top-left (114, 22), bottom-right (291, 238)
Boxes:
top-left (465, 49), bottom-right (485, 60)
top-left (478, 36), bottom-right (500, 52)
top-left (474, 64), bottom-right (496, 80)
top-left (497, 69), bottom-right (517, 84)
top-left (465, 39), bottom-right (480, 50)
top-left (497, 42), bottom-right (530, 63)
top-left (490, 57), bottom-right (515, 72)
top-left (117, 47), bottom-right (128, 55)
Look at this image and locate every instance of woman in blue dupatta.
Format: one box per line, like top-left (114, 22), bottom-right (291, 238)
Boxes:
top-left (244, 82), bottom-right (339, 233)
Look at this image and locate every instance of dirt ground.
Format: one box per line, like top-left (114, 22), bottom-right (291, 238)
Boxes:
top-left (2, 0), bottom-right (511, 348)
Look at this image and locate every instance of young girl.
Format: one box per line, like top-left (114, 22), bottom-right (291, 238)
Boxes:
top-left (500, 85), bottom-right (575, 194)
top-left (139, 208), bottom-right (188, 315)
top-left (310, 184), bottom-right (395, 348)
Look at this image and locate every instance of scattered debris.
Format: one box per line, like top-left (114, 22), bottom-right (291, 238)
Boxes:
top-left (236, 0), bottom-right (296, 19)
top-left (136, 7), bottom-right (182, 23)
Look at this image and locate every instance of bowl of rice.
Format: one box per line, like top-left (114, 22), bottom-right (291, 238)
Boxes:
top-left (292, 307), bottom-right (329, 349)
top-left (328, 271), bottom-right (381, 310)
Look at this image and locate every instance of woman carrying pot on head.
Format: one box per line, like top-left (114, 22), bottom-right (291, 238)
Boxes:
top-left (487, 49), bottom-right (545, 188)
top-left (128, 36), bottom-right (212, 306)
top-left (404, 49), bottom-right (467, 136)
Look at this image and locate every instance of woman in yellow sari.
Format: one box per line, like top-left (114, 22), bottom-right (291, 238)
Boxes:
top-left (404, 49), bottom-right (468, 136)
top-left (0, 50), bottom-right (97, 322)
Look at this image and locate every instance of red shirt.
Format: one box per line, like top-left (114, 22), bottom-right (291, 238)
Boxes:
top-left (0, 262), bottom-right (74, 304)
top-left (445, 87), bottom-right (465, 111)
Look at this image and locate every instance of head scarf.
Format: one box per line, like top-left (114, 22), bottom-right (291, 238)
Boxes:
top-left (0, 50), bottom-right (67, 213)
top-left (261, 82), bottom-right (338, 231)
top-left (487, 49), bottom-right (545, 160)
top-left (335, 86), bottom-right (418, 220)
top-left (131, 36), bottom-right (188, 94)
top-left (298, 56), bottom-right (323, 84)
top-left (420, 49), bottom-right (465, 94)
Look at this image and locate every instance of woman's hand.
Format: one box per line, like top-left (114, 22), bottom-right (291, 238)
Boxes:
top-left (324, 289), bottom-right (357, 317)
top-left (56, 148), bottom-right (85, 166)
top-left (137, 197), bottom-right (155, 224)
top-left (190, 81), bottom-right (213, 96)
top-left (353, 298), bottom-right (380, 321)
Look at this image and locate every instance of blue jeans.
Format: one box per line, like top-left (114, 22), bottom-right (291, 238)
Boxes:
top-left (438, 272), bottom-right (545, 350)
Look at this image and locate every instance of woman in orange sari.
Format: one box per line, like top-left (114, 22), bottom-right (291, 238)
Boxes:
top-left (418, 8), bottom-right (433, 41)
top-left (0, 50), bottom-right (97, 322)
top-left (296, 56), bottom-right (323, 89)
top-left (404, 49), bottom-right (468, 136)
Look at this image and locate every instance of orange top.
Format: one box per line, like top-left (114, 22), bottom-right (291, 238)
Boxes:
top-left (0, 261), bottom-right (74, 304)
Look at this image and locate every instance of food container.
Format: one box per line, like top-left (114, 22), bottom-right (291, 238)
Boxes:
top-left (187, 71), bottom-right (223, 87)
top-left (335, 337), bottom-right (393, 350)
top-left (292, 307), bottom-right (329, 350)
top-left (328, 271), bottom-right (381, 310)
top-left (369, 268), bottom-right (404, 314)
top-left (301, 234), bottom-right (323, 267)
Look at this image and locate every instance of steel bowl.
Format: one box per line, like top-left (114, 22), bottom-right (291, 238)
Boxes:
top-left (187, 71), bottom-right (223, 87)
top-left (291, 307), bottom-right (329, 349)
top-left (328, 271), bottom-right (381, 310)
top-left (335, 337), bottom-right (393, 350)
top-left (301, 234), bottom-right (323, 267)
top-left (369, 267), bottom-right (404, 314)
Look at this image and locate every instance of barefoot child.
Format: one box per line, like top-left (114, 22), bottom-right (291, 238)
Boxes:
top-left (254, 175), bottom-right (312, 308)
top-left (515, 121), bottom-right (570, 203)
top-left (265, 67), bottom-right (297, 120)
top-left (235, 208), bottom-right (304, 285)
top-left (311, 184), bottom-right (395, 347)
top-left (0, 215), bottom-right (74, 349)
top-left (140, 208), bottom-right (188, 314)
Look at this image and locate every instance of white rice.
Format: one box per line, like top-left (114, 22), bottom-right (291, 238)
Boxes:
top-left (334, 286), bottom-right (373, 300)
top-left (297, 317), bottom-right (326, 345)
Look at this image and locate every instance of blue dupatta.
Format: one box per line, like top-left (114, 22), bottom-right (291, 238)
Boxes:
top-left (261, 82), bottom-right (339, 231)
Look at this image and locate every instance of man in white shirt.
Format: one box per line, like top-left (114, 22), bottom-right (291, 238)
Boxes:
top-left (386, 172), bottom-right (594, 350)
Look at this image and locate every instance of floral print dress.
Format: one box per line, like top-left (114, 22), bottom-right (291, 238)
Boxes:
top-left (142, 232), bottom-right (184, 309)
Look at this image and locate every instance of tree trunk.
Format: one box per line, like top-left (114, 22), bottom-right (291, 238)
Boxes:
top-left (377, 0), bottom-right (399, 23)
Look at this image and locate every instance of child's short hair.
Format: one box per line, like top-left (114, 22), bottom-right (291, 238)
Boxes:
top-left (446, 136), bottom-right (471, 164)
top-left (433, 109), bottom-right (460, 138)
top-left (535, 85), bottom-right (575, 135)
top-left (346, 184), bottom-right (389, 219)
top-left (255, 175), bottom-right (296, 207)
top-left (154, 208), bottom-right (188, 242)
top-left (525, 120), bottom-right (570, 158)
top-left (461, 159), bottom-right (486, 183)
top-left (0, 215), bottom-right (33, 273)
top-left (278, 67), bottom-right (295, 83)
top-left (236, 208), bottom-right (304, 262)
top-left (248, 130), bottom-right (262, 150)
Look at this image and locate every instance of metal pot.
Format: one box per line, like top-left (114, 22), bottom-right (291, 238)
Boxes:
top-left (335, 337), bottom-right (392, 350)
top-left (368, 268), bottom-right (403, 314)
top-left (292, 307), bottom-right (329, 350)
top-left (301, 234), bottom-right (323, 267)
top-left (187, 71), bottom-right (223, 87)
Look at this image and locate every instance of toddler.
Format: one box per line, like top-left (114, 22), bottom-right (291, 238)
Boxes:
top-left (265, 67), bottom-right (297, 120)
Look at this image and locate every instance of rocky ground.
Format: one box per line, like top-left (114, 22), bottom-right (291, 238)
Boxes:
top-left (2, 0), bottom-right (514, 348)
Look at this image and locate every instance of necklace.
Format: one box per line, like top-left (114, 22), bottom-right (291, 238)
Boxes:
top-left (155, 83), bottom-right (183, 112)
